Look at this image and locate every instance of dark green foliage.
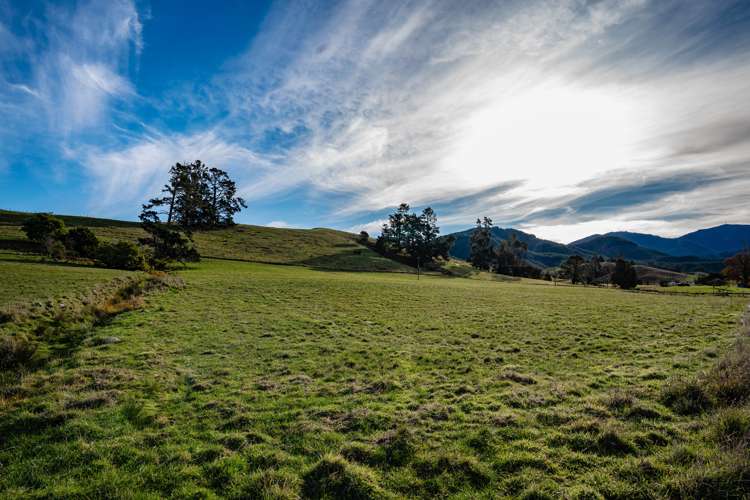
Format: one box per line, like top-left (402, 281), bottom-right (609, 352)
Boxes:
top-left (470, 217), bottom-right (494, 270)
top-left (723, 249), bottom-right (750, 287)
top-left (358, 231), bottom-right (370, 244)
top-left (21, 213), bottom-right (65, 243)
top-left (560, 255), bottom-right (585, 284)
top-left (64, 227), bottom-right (99, 258)
top-left (97, 242), bottom-right (146, 271)
top-left (611, 258), bottom-right (638, 289)
top-left (141, 161), bottom-right (246, 229)
top-left (695, 272), bottom-right (727, 286)
top-left (377, 204), bottom-right (450, 264)
top-left (139, 223), bottom-right (199, 269)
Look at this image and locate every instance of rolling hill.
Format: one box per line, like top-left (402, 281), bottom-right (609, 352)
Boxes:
top-left (0, 209), bottom-right (412, 273)
top-left (569, 234), bottom-right (669, 261)
top-left (608, 225), bottom-right (750, 258)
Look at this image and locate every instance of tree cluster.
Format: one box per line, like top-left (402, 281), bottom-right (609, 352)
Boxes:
top-left (141, 161), bottom-right (246, 229)
top-left (610, 258), bottom-right (638, 289)
top-left (21, 214), bottom-right (144, 270)
top-left (723, 249), bottom-right (750, 287)
top-left (559, 255), bottom-right (607, 285)
top-left (468, 218), bottom-right (539, 278)
top-left (375, 204), bottom-right (454, 264)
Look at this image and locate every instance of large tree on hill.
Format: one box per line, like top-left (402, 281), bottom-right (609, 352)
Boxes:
top-left (469, 217), bottom-right (494, 270)
top-left (141, 161), bottom-right (246, 229)
top-left (723, 248), bottom-right (750, 287)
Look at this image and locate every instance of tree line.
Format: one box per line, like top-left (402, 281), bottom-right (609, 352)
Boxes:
top-left (19, 160), bottom-right (246, 270)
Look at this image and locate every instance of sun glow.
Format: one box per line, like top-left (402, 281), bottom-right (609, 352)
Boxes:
top-left (443, 82), bottom-right (639, 198)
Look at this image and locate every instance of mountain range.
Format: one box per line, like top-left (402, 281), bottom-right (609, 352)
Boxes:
top-left (446, 224), bottom-right (750, 272)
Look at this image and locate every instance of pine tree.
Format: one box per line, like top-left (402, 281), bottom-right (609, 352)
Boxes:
top-left (469, 217), bottom-right (494, 270)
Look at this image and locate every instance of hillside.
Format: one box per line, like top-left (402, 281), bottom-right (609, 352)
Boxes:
top-left (0, 209), bottom-right (412, 273)
top-left (448, 226), bottom-right (578, 268)
top-left (608, 224), bottom-right (750, 258)
top-left (569, 234), bottom-right (669, 261)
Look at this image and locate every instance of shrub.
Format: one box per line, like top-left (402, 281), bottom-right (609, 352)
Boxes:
top-left (302, 454), bottom-right (387, 499)
top-left (21, 213), bottom-right (65, 243)
top-left (0, 334), bottom-right (38, 370)
top-left (708, 340), bottom-right (750, 406)
top-left (660, 378), bottom-right (712, 415)
top-left (97, 241), bottom-right (146, 270)
top-left (64, 227), bottom-right (99, 258)
top-left (712, 408), bottom-right (750, 448)
top-left (45, 238), bottom-right (67, 260)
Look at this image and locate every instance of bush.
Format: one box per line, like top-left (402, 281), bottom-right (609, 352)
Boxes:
top-left (302, 454), bottom-right (387, 499)
top-left (660, 378), bottom-right (712, 415)
top-left (0, 334), bottom-right (38, 370)
top-left (64, 227), bottom-right (99, 258)
top-left (21, 213), bottom-right (65, 243)
top-left (97, 241), bottom-right (146, 270)
top-left (45, 238), bottom-right (67, 260)
top-left (708, 340), bottom-right (750, 406)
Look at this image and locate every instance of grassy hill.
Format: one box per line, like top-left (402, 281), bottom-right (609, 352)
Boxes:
top-left (1, 257), bottom-right (747, 497)
top-left (0, 209), bottom-right (412, 273)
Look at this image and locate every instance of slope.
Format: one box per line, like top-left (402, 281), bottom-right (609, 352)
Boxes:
top-left (0, 209), bottom-right (412, 273)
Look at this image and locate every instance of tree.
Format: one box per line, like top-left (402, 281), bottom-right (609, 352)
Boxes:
top-left (97, 241), bottom-right (146, 270)
top-left (357, 231), bottom-right (370, 245)
top-left (723, 249), bottom-right (750, 287)
top-left (583, 255), bottom-right (604, 285)
top-left (64, 227), bottom-right (99, 258)
top-left (139, 224), bottom-right (200, 269)
top-left (495, 233), bottom-right (528, 276)
top-left (561, 255), bottom-right (585, 284)
top-left (141, 161), bottom-right (246, 229)
top-left (377, 204), bottom-right (451, 264)
top-left (611, 258), bottom-right (638, 289)
top-left (21, 213), bottom-right (65, 243)
top-left (204, 167), bottom-right (247, 226)
top-left (469, 217), bottom-right (494, 270)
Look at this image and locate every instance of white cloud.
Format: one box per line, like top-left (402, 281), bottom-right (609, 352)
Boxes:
top-left (81, 131), bottom-right (266, 214)
top-left (266, 220), bottom-right (291, 228)
top-left (204, 0), bottom-right (750, 238)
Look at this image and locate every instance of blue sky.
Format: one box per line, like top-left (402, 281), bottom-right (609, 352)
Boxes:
top-left (1, 0), bottom-right (749, 242)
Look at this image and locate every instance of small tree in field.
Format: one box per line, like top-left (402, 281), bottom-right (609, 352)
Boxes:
top-left (64, 227), bottom-right (99, 258)
top-left (561, 255), bottom-right (585, 284)
top-left (723, 249), bottom-right (750, 287)
top-left (611, 258), bottom-right (638, 289)
top-left (21, 214), bottom-right (65, 243)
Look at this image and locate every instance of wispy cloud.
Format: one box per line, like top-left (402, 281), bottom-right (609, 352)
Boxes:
top-left (3, 0), bottom-right (750, 239)
top-left (197, 0), bottom-right (750, 238)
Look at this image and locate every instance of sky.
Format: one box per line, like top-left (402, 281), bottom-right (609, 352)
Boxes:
top-left (1, 0), bottom-right (749, 243)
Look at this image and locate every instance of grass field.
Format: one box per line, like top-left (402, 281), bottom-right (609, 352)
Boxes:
top-left (0, 252), bottom-right (138, 307)
top-left (1, 256), bottom-right (747, 498)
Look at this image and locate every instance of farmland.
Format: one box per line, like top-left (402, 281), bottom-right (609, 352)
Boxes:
top-left (1, 246), bottom-right (748, 498)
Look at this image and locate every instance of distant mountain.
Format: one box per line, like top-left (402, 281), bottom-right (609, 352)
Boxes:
top-left (606, 224), bottom-right (750, 258)
top-left (606, 231), bottom-right (714, 258)
top-left (448, 227), bottom-right (578, 268)
top-left (569, 235), bottom-right (669, 261)
top-left (446, 223), bottom-right (750, 273)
